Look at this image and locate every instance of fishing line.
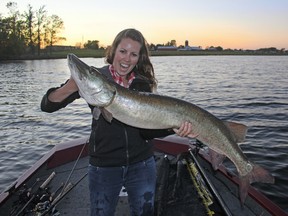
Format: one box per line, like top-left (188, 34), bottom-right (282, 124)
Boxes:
top-left (59, 139), bottom-right (88, 197)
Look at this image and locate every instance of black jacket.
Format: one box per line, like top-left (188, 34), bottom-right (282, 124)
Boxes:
top-left (41, 65), bottom-right (173, 167)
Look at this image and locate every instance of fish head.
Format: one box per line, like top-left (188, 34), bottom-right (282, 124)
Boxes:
top-left (67, 53), bottom-right (115, 107)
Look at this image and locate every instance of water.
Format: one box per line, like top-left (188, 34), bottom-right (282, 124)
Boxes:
top-left (0, 56), bottom-right (287, 211)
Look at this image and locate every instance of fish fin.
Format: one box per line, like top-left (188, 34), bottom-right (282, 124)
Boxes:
top-left (101, 108), bottom-right (113, 123)
top-left (239, 175), bottom-right (250, 206)
top-left (92, 107), bottom-right (101, 120)
top-left (224, 121), bottom-right (248, 143)
top-left (239, 163), bottom-right (275, 205)
top-left (208, 148), bottom-right (226, 170)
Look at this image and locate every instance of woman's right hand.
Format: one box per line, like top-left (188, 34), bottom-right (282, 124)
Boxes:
top-left (48, 77), bottom-right (79, 102)
top-left (67, 76), bottom-right (79, 91)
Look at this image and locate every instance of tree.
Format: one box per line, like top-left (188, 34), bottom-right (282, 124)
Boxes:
top-left (165, 40), bottom-right (177, 47)
top-left (84, 40), bottom-right (99, 49)
top-left (6, 2), bottom-right (19, 35)
top-left (170, 39), bottom-right (176, 47)
top-left (35, 5), bottom-right (46, 56)
top-left (0, 2), bottom-right (66, 59)
top-left (1, 2), bottom-right (26, 57)
top-left (22, 4), bottom-right (35, 54)
top-left (0, 16), bottom-right (10, 57)
top-left (149, 43), bottom-right (156, 51)
top-left (44, 14), bottom-right (65, 52)
top-left (215, 46), bottom-right (223, 51)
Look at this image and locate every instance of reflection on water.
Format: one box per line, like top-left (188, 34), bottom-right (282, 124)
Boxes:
top-left (0, 56), bottom-right (287, 211)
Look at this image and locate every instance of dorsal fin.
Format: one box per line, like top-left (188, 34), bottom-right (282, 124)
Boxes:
top-left (92, 107), bottom-right (113, 123)
top-left (92, 107), bottom-right (101, 120)
top-left (208, 148), bottom-right (226, 170)
top-left (224, 121), bottom-right (248, 143)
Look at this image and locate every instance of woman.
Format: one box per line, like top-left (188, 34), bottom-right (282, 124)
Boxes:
top-left (41, 28), bottom-right (192, 216)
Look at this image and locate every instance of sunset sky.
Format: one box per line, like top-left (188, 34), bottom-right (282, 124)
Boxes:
top-left (1, 0), bottom-right (287, 50)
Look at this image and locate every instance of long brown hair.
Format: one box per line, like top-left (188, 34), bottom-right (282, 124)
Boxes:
top-left (105, 28), bottom-right (157, 88)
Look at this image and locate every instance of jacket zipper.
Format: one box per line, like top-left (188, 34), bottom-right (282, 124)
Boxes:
top-left (124, 127), bottom-right (129, 165)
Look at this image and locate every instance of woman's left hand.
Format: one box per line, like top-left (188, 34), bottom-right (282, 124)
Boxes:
top-left (173, 122), bottom-right (198, 138)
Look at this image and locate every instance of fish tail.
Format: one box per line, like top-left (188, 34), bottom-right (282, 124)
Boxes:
top-left (239, 163), bottom-right (275, 205)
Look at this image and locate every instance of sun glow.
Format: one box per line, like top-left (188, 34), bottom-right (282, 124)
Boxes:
top-left (1, 0), bottom-right (287, 50)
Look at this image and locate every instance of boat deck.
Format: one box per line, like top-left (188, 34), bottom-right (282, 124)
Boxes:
top-left (47, 153), bottom-right (211, 216)
top-left (1, 148), bottom-right (278, 216)
top-left (46, 156), bottom-right (133, 216)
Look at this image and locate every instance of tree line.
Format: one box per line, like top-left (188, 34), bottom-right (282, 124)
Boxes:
top-left (0, 2), bottom-right (65, 59)
top-left (1, 2), bottom-right (286, 60)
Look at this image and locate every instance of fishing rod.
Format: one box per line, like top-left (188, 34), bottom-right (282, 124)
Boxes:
top-left (11, 140), bottom-right (88, 215)
top-left (187, 145), bottom-right (233, 216)
top-left (49, 182), bottom-right (64, 201)
top-left (59, 140), bottom-right (87, 198)
top-left (9, 178), bottom-right (41, 216)
top-left (12, 171), bottom-right (56, 216)
top-left (185, 155), bottom-right (214, 216)
top-left (40, 140), bottom-right (88, 215)
top-left (40, 172), bottom-right (88, 216)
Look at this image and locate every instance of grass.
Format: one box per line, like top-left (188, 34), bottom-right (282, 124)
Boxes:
top-left (50, 49), bottom-right (253, 58)
top-left (8, 48), bottom-right (286, 61)
top-left (48, 49), bottom-right (285, 59)
top-left (43, 49), bottom-right (106, 58)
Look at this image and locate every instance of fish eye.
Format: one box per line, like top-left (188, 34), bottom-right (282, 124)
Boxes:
top-left (90, 66), bottom-right (100, 75)
top-left (89, 67), bottom-right (95, 74)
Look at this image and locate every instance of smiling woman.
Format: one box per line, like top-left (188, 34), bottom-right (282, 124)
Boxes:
top-left (108, 38), bottom-right (141, 87)
top-left (39, 28), bottom-right (193, 216)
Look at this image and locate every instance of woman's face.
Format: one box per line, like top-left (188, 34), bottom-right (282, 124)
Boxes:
top-left (112, 37), bottom-right (141, 78)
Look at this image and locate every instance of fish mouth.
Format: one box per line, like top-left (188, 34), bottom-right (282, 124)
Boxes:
top-left (68, 53), bottom-right (90, 74)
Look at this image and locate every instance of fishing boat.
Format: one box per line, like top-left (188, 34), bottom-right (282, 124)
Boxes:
top-left (0, 135), bottom-right (287, 216)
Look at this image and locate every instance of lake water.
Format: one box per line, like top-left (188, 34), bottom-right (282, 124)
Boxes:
top-left (0, 55), bottom-right (287, 212)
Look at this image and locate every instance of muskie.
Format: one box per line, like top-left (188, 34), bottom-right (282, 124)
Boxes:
top-left (67, 53), bottom-right (274, 204)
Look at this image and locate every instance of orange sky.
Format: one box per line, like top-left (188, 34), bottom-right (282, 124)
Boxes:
top-left (1, 0), bottom-right (287, 49)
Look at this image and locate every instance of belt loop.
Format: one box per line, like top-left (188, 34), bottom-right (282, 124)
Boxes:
top-left (143, 159), bottom-right (147, 167)
top-left (122, 165), bottom-right (127, 179)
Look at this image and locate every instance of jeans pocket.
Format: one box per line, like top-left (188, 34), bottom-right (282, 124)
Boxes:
top-left (88, 164), bottom-right (99, 172)
top-left (143, 156), bottom-right (155, 167)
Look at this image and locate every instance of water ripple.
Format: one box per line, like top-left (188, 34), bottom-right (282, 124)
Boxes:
top-left (0, 56), bottom-right (287, 212)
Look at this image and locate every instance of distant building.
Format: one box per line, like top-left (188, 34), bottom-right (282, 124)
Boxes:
top-left (185, 40), bottom-right (189, 47)
top-left (156, 46), bottom-right (178, 51)
top-left (178, 40), bottom-right (202, 51)
top-left (155, 40), bottom-right (202, 51)
top-left (178, 46), bottom-right (202, 51)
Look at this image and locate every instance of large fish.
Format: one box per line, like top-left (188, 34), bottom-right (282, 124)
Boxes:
top-left (67, 53), bottom-right (274, 204)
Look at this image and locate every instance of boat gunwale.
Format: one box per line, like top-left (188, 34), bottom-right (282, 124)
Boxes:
top-left (0, 137), bottom-right (89, 205)
top-left (153, 137), bottom-right (288, 216)
top-left (0, 136), bottom-right (287, 216)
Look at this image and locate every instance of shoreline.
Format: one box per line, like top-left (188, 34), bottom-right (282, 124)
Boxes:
top-left (1, 49), bottom-right (287, 61)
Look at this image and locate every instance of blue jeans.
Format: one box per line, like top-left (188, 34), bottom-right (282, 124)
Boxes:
top-left (88, 156), bottom-right (156, 216)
